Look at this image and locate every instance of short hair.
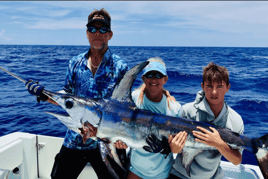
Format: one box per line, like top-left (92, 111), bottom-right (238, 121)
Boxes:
top-left (88, 8), bottom-right (111, 23)
top-left (202, 62), bottom-right (229, 86)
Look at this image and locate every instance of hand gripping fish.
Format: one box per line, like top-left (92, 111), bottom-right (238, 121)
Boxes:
top-left (1, 63), bottom-right (268, 179)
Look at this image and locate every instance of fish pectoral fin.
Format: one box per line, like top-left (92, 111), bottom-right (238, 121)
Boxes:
top-left (181, 148), bottom-right (205, 177)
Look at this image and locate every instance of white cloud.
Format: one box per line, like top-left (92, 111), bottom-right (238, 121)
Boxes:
top-left (136, 1), bottom-right (268, 35)
top-left (0, 29), bottom-right (12, 41)
top-left (47, 10), bottom-right (71, 17)
top-left (0, 29), bottom-right (4, 37)
top-left (16, 5), bottom-right (71, 18)
top-left (26, 18), bottom-right (86, 30)
top-left (2, 1), bottom-right (268, 46)
top-left (0, 6), bottom-right (9, 10)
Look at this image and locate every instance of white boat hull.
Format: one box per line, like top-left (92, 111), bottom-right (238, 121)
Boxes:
top-left (0, 132), bottom-right (264, 179)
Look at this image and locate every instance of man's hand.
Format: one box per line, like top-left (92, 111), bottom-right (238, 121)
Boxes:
top-left (192, 126), bottom-right (224, 148)
top-left (168, 131), bottom-right (187, 153)
top-left (80, 122), bottom-right (97, 144)
top-left (113, 140), bottom-right (128, 149)
top-left (25, 79), bottom-right (48, 102)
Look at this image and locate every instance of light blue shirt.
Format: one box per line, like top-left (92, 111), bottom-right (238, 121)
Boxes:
top-left (171, 91), bottom-right (244, 179)
top-left (130, 89), bottom-right (182, 179)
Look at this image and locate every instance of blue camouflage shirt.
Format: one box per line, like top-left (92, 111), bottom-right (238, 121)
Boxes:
top-left (62, 48), bottom-right (128, 150)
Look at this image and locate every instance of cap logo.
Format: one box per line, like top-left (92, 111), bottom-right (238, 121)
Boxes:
top-left (92, 14), bottom-right (105, 20)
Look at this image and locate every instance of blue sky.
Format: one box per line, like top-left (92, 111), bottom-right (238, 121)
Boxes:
top-left (1, 1), bottom-right (268, 47)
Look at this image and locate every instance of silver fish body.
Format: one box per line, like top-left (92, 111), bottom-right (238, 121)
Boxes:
top-left (44, 61), bottom-right (268, 178)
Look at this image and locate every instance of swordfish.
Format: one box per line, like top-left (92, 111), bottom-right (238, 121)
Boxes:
top-left (0, 62), bottom-right (268, 179)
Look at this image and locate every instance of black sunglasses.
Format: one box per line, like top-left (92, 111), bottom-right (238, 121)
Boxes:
top-left (144, 72), bottom-right (165, 79)
top-left (87, 26), bottom-right (110, 34)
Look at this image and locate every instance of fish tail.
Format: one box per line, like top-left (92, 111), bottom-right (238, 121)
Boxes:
top-left (252, 133), bottom-right (268, 178)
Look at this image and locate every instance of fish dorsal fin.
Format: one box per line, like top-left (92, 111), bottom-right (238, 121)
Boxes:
top-left (111, 61), bottom-right (149, 105)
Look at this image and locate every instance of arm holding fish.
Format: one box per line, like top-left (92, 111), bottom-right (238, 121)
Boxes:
top-left (193, 126), bottom-right (242, 165)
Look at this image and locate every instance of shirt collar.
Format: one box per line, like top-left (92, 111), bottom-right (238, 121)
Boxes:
top-left (85, 48), bottom-right (112, 65)
top-left (195, 95), bottom-right (228, 127)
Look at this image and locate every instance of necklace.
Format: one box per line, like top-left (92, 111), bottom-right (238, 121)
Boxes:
top-left (90, 59), bottom-right (100, 68)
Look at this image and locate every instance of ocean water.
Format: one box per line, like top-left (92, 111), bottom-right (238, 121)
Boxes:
top-left (0, 45), bottom-right (268, 166)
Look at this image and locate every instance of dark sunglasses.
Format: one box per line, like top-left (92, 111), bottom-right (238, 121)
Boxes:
top-left (144, 72), bottom-right (165, 79)
top-left (87, 26), bottom-right (110, 34)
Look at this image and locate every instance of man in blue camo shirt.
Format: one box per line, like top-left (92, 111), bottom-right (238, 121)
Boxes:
top-left (26, 8), bottom-right (128, 179)
top-left (51, 8), bottom-right (128, 179)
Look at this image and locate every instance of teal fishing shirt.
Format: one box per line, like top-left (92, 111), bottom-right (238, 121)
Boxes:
top-left (62, 48), bottom-right (128, 150)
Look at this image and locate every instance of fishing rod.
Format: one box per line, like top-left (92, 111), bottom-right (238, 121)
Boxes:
top-left (0, 66), bottom-right (27, 83)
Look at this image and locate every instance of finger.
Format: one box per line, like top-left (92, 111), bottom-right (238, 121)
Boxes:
top-left (168, 134), bottom-right (173, 143)
top-left (173, 132), bottom-right (183, 142)
top-left (117, 140), bottom-right (125, 149)
top-left (122, 142), bottom-right (128, 149)
top-left (196, 126), bottom-right (209, 133)
top-left (181, 137), bottom-right (187, 146)
top-left (193, 132), bottom-right (207, 140)
top-left (117, 141), bottom-right (122, 148)
top-left (119, 141), bottom-right (127, 149)
top-left (143, 146), bottom-right (153, 153)
top-left (150, 133), bottom-right (157, 139)
top-left (181, 131), bottom-right (187, 138)
top-left (114, 140), bottom-right (120, 148)
top-left (174, 132), bottom-right (186, 144)
top-left (146, 136), bottom-right (154, 145)
top-left (195, 138), bottom-right (207, 145)
top-left (179, 132), bottom-right (188, 145)
top-left (182, 131), bottom-right (188, 138)
top-left (209, 126), bottom-right (217, 133)
top-left (178, 138), bottom-right (187, 149)
top-left (193, 131), bottom-right (206, 138)
top-left (114, 142), bottom-right (121, 148)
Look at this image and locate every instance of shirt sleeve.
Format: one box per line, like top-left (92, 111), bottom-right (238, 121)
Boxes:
top-left (169, 101), bottom-right (183, 118)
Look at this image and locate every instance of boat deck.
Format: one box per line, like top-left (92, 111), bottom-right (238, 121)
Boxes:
top-left (0, 132), bottom-right (264, 179)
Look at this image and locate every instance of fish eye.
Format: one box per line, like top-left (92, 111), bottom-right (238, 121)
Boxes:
top-left (65, 98), bottom-right (74, 109)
